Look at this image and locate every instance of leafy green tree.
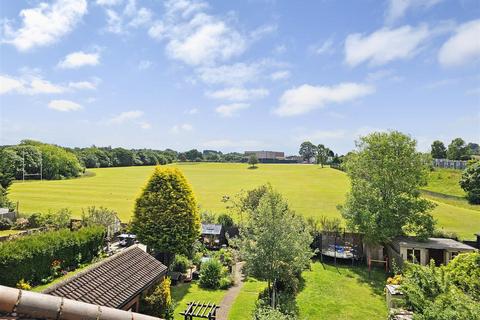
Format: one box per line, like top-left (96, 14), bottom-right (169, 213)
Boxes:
top-left (248, 154), bottom-right (259, 168)
top-left (340, 131), bottom-right (436, 244)
top-left (82, 206), bottom-right (119, 231)
top-left (316, 144), bottom-right (329, 167)
top-left (111, 148), bottom-right (136, 166)
top-left (199, 258), bottom-right (224, 289)
top-left (447, 138), bottom-right (469, 160)
top-left (185, 149), bottom-right (203, 161)
top-left (238, 186), bottom-right (313, 305)
top-left (142, 277), bottom-right (174, 320)
top-left (460, 161), bottom-right (480, 204)
top-left (0, 148), bottom-right (21, 189)
top-left (431, 140), bottom-right (447, 159)
top-left (131, 167), bottom-right (201, 265)
top-left (299, 141), bottom-right (316, 163)
top-left (217, 213), bottom-right (234, 229)
top-left (467, 142), bottom-right (480, 155)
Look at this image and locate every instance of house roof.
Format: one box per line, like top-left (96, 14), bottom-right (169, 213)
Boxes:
top-left (394, 236), bottom-right (476, 251)
top-left (201, 223), bottom-right (222, 235)
top-left (44, 245), bottom-right (167, 308)
top-left (0, 285), bottom-right (162, 320)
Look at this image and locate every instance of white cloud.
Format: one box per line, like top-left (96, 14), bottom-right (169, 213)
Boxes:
top-left (68, 80), bottom-right (98, 90)
top-left (438, 19), bottom-right (480, 67)
top-left (298, 130), bottom-right (346, 142)
top-left (105, 9), bottom-right (123, 33)
top-left (366, 69), bottom-right (403, 83)
top-left (201, 139), bottom-right (262, 149)
top-left (0, 75), bottom-right (24, 94)
top-left (274, 83), bottom-right (375, 117)
top-left (148, 0), bottom-right (246, 66)
top-left (138, 60), bottom-right (153, 70)
top-left (2, 0), bottom-right (87, 51)
top-left (0, 73), bottom-right (65, 95)
top-left (103, 0), bottom-right (151, 34)
top-left (171, 123), bottom-right (193, 133)
top-left (270, 70), bottom-right (290, 81)
top-left (311, 38), bottom-right (334, 55)
top-left (197, 62), bottom-right (260, 86)
top-left (206, 87), bottom-right (269, 102)
top-left (48, 99), bottom-right (82, 112)
top-left (125, 0), bottom-right (152, 28)
top-left (215, 103), bottom-right (250, 117)
top-left (250, 24), bottom-right (277, 41)
top-left (184, 108), bottom-right (199, 115)
top-left (96, 0), bottom-right (122, 6)
top-left (108, 110), bottom-right (143, 124)
top-left (139, 122), bottom-right (151, 129)
top-left (345, 25), bottom-right (430, 67)
top-left (385, 0), bottom-right (443, 24)
top-left (58, 51), bottom-right (100, 69)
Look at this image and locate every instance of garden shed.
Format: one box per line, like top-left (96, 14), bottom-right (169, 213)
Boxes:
top-left (387, 236), bottom-right (476, 267)
top-left (44, 245), bottom-right (167, 312)
top-left (201, 223), bottom-right (225, 249)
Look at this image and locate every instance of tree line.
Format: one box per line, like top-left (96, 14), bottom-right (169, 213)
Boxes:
top-left (298, 141), bottom-right (341, 167)
top-left (431, 138), bottom-right (479, 160)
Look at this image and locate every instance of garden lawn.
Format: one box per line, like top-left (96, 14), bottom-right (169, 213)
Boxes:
top-left (296, 262), bottom-right (388, 320)
top-left (228, 278), bottom-right (266, 320)
top-left (171, 281), bottom-right (228, 320)
top-left (9, 163), bottom-right (480, 239)
top-left (0, 229), bottom-right (22, 237)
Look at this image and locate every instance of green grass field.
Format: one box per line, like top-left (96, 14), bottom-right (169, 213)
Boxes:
top-left (423, 168), bottom-right (465, 197)
top-left (9, 163), bottom-right (479, 239)
top-left (228, 278), bottom-right (266, 320)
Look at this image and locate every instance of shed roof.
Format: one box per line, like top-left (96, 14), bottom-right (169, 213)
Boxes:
top-left (44, 245), bottom-right (167, 308)
top-left (201, 223), bottom-right (222, 235)
top-left (394, 236), bottom-right (476, 251)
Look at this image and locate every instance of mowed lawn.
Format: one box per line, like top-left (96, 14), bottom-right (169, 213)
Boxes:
top-left (9, 163), bottom-right (480, 239)
top-left (423, 168), bottom-right (465, 197)
top-left (296, 262), bottom-right (388, 320)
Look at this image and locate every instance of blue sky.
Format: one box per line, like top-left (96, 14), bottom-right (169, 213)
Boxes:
top-left (0, 0), bottom-right (479, 155)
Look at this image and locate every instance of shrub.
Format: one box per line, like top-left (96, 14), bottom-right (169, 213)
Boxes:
top-left (0, 218), bottom-right (13, 230)
top-left (142, 277), bottom-right (174, 320)
top-left (219, 276), bottom-right (233, 289)
top-left (213, 248), bottom-right (235, 267)
top-left (199, 258), bottom-right (224, 289)
top-left (15, 279), bottom-right (31, 290)
top-left (460, 161), bottom-right (480, 204)
top-left (171, 254), bottom-right (190, 273)
top-left (253, 307), bottom-right (293, 320)
top-left (217, 213), bottom-right (234, 229)
top-left (0, 225), bottom-right (105, 287)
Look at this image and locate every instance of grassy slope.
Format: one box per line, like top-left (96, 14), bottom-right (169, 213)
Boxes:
top-left (296, 262), bottom-right (388, 320)
top-left (9, 163), bottom-right (479, 239)
top-left (423, 168), bottom-right (465, 197)
top-left (171, 282), bottom-right (227, 320)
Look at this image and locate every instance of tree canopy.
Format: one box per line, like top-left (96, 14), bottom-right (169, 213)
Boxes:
top-left (340, 131), bottom-right (436, 244)
top-left (299, 141), bottom-right (316, 162)
top-left (430, 140), bottom-right (447, 159)
top-left (447, 138), bottom-right (469, 160)
top-left (131, 166), bottom-right (201, 264)
top-left (460, 161), bottom-right (480, 204)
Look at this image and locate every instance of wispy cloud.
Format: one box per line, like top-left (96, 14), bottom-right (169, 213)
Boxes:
top-left (345, 25), bottom-right (430, 67)
top-left (0, 73), bottom-right (65, 95)
top-left (102, 0), bottom-right (152, 34)
top-left (275, 83), bottom-right (375, 117)
top-left (107, 110), bottom-right (144, 124)
top-left (138, 60), bottom-right (153, 70)
top-left (2, 0), bottom-right (87, 51)
top-left (184, 108), bottom-right (199, 115)
top-left (438, 19), bottom-right (480, 67)
top-left (171, 123), bottom-right (193, 133)
top-left (58, 51), bottom-right (100, 69)
top-left (206, 87), bottom-right (269, 102)
top-left (310, 38), bottom-right (334, 55)
top-left (48, 99), bottom-right (82, 112)
top-left (270, 70), bottom-right (290, 81)
top-left (68, 80), bottom-right (100, 90)
top-left (385, 0), bottom-right (443, 24)
top-left (216, 103), bottom-right (250, 117)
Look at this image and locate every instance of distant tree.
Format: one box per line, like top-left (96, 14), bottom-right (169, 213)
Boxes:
top-left (340, 131), bottom-right (436, 245)
top-left (217, 213), bottom-right (234, 229)
top-left (111, 148), bottom-right (136, 166)
top-left (185, 149), bottom-right (203, 161)
top-left (131, 167), bottom-right (200, 266)
top-left (316, 144), bottom-right (329, 168)
top-left (238, 186), bottom-right (313, 305)
top-left (0, 148), bottom-right (21, 189)
top-left (178, 153), bottom-right (187, 162)
top-left (431, 140), bottom-right (447, 159)
top-left (467, 142), bottom-right (480, 155)
top-left (460, 161), bottom-right (480, 204)
top-left (248, 154), bottom-right (259, 168)
top-left (447, 138), bottom-right (469, 160)
top-left (299, 141), bottom-right (316, 163)
top-left (82, 206), bottom-right (119, 229)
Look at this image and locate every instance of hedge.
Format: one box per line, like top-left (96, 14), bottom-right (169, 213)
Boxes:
top-left (0, 226), bottom-right (105, 287)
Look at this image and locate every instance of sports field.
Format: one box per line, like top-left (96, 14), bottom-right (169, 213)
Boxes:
top-left (9, 163), bottom-right (480, 239)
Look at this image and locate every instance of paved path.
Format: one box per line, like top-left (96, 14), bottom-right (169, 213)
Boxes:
top-left (217, 262), bottom-right (245, 320)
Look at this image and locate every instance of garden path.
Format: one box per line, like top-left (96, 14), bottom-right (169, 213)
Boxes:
top-left (216, 262), bottom-right (245, 320)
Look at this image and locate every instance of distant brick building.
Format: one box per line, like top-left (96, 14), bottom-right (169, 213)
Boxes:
top-left (244, 151), bottom-right (285, 161)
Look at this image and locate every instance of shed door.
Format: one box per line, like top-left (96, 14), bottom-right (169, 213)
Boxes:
top-left (428, 249), bottom-right (444, 266)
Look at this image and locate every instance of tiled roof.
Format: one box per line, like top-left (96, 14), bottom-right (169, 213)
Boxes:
top-left (44, 245), bottom-right (167, 308)
top-left (201, 223), bottom-right (222, 235)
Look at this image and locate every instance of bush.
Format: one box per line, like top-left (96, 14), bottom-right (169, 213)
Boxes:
top-left (199, 258), bottom-right (224, 289)
top-left (217, 213), bottom-right (234, 229)
top-left (0, 218), bottom-right (12, 230)
top-left (254, 307), bottom-right (293, 320)
top-left (219, 276), bottom-right (233, 289)
top-left (15, 279), bottom-right (31, 290)
top-left (171, 254), bottom-right (190, 273)
top-left (0, 226), bottom-right (105, 287)
top-left (213, 248), bottom-right (235, 267)
top-left (142, 277), bottom-right (174, 320)
top-left (460, 161), bottom-right (480, 204)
